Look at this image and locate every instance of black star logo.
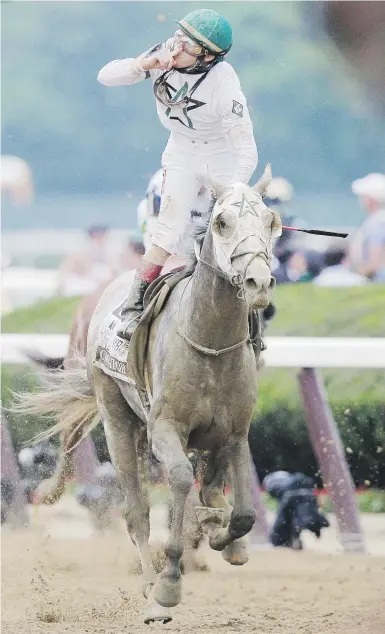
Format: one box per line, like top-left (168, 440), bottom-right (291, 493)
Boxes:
top-left (231, 194), bottom-right (260, 217)
top-left (163, 80), bottom-right (206, 130)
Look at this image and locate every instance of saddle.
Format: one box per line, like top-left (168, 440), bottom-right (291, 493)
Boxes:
top-left (128, 267), bottom-right (193, 391)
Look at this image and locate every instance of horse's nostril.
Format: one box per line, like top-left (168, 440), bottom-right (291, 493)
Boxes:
top-left (269, 276), bottom-right (276, 291)
top-left (244, 278), bottom-right (258, 292)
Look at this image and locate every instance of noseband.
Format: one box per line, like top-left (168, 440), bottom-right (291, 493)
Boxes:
top-left (194, 239), bottom-right (270, 300)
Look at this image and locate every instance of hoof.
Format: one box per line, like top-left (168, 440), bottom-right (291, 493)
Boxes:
top-left (153, 576), bottom-right (182, 608)
top-left (222, 536), bottom-right (249, 565)
top-left (195, 506), bottom-right (226, 535)
top-left (144, 590), bottom-right (172, 625)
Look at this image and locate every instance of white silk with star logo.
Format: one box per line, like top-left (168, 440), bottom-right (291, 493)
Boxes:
top-left (150, 53), bottom-right (254, 142)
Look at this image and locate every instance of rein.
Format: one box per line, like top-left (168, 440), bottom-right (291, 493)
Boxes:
top-left (177, 242), bottom-right (266, 357)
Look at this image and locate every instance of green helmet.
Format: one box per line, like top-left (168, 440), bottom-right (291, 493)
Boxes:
top-left (177, 9), bottom-right (233, 55)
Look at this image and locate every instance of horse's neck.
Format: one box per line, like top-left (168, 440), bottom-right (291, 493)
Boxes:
top-left (183, 236), bottom-right (249, 351)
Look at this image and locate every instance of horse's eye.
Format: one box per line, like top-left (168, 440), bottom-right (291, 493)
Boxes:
top-left (214, 210), bottom-right (236, 239)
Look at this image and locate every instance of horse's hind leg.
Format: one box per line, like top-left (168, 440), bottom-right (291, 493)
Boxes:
top-left (93, 370), bottom-right (171, 624)
top-left (151, 418), bottom-right (194, 608)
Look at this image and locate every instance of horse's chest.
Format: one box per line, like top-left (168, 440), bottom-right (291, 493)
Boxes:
top-left (171, 372), bottom-right (254, 430)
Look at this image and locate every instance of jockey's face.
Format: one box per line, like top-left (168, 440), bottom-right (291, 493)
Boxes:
top-left (173, 50), bottom-right (215, 69)
top-left (167, 30), bottom-right (215, 68)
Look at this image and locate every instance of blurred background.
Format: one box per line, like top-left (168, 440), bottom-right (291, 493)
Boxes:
top-left (2, 1), bottom-right (385, 306)
top-left (1, 2), bottom-right (385, 530)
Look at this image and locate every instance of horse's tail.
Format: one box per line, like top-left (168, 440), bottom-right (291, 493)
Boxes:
top-left (24, 349), bottom-right (65, 371)
top-left (12, 354), bottom-right (99, 504)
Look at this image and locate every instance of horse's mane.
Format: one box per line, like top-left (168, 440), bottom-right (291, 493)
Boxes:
top-left (182, 197), bottom-right (216, 268)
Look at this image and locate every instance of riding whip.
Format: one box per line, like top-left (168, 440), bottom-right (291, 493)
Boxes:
top-left (282, 226), bottom-right (348, 239)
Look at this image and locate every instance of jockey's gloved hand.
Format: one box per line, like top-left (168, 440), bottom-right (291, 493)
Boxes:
top-left (140, 44), bottom-right (183, 72)
top-left (262, 302), bottom-right (276, 323)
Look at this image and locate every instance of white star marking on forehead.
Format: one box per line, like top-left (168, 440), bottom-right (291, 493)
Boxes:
top-left (231, 194), bottom-right (261, 217)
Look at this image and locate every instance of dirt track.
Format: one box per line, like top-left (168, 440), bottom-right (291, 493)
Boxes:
top-left (2, 501), bottom-right (385, 634)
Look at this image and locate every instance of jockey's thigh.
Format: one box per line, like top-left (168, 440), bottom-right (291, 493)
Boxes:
top-left (151, 162), bottom-right (202, 254)
top-left (143, 217), bottom-right (159, 253)
top-left (206, 149), bottom-right (238, 186)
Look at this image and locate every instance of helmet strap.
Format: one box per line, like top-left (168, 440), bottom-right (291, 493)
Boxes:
top-left (175, 53), bottom-right (223, 75)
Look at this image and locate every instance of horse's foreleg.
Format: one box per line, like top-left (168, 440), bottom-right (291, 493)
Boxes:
top-left (151, 420), bottom-right (194, 608)
top-left (93, 372), bottom-right (168, 622)
top-left (181, 485), bottom-right (208, 573)
top-left (195, 449), bottom-right (245, 564)
top-left (198, 438), bottom-right (255, 564)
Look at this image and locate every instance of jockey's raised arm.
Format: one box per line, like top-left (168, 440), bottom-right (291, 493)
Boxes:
top-left (97, 43), bottom-right (182, 86)
top-left (97, 57), bottom-right (148, 87)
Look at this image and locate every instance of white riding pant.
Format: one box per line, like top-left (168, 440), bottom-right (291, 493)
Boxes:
top-left (151, 133), bottom-right (240, 254)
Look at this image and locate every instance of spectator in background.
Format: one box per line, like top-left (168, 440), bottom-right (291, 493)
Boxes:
top-left (263, 471), bottom-right (329, 550)
top-left (348, 173), bottom-right (385, 282)
top-left (313, 246), bottom-right (368, 287)
top-left (274, 249), bottom-right (314, 284)
top-left (264, 176), bottom-right (312, 281)
top-left (57, 225), bottom-right (116, 297)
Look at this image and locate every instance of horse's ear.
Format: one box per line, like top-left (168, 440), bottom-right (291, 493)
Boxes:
top-left (211, 181), bottom-right (227, 199)
top-left (270, 209), bottom-right (283, 238)
top-left (253, 163), bottom-right (272, 196)
top-left (262, 208), bottom-right (282, 238)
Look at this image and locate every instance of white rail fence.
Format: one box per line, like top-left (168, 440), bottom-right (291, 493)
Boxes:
top-left (2, 333), bottom-right (385, 368)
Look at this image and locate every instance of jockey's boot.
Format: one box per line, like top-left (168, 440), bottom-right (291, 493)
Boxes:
top-left (117, 262), bottom-right (162, 340)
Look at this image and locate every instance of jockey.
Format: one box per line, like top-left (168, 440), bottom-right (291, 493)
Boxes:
top-left (98, 9), bottom-right (258, 340)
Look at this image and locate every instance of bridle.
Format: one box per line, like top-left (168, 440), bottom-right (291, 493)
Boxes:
top-left (177, 238), bottom-right (270, 357)
top-left (194, 236), bottom-right (271, 300)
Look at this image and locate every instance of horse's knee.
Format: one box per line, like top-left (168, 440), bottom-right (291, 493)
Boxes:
top-left (169, 461), bottom-right (194, 496)
top-left (164, 540), bottom-right (184, 562)
top-left (229, 509), bottom-right (256, 539)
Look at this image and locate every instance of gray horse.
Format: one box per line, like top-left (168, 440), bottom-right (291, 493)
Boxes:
top-left (15, 166), bottom-right (280, 624)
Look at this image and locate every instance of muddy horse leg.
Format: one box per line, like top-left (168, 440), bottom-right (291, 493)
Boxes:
top-left (196, 449), bottom-right (249, 565)
top-left (151, 419), bottom-right (194, 608)
top-left (196, 438), bottom-right (255, 564)
top-left (94, 371), bottom-right (171, 624)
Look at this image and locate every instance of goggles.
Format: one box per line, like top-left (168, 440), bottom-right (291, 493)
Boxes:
top-left (173, 29), bottom-right (206, 57)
